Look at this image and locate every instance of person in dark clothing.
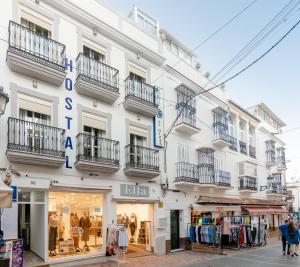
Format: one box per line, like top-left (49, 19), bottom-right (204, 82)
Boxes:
top-left (286, 222), bottom-right (300, 257)
top-left (279, 220), bottom-right (290, 255)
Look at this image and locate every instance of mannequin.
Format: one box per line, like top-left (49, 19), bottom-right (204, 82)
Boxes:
top-left (49, 212), bottom-right (59, 256)
top-left (80, 212), bottom-right (91, 251)
top-left (129, 213), bottom-right (137, 243)
top-left (71, 213), bottom-right (81, 252)
top-left (58, 214), bottom-right (65, 240)
top-left (121, 213), bottom-right (129, 228)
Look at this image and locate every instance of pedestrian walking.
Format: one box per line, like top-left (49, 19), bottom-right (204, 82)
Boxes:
top-left (279, 220), bottom-right (290, 255)
top-left (286, 222), bottom-right (300, 257)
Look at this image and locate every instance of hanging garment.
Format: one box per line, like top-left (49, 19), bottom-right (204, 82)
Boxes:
top-left (49, 227), bottom-right (57, 251)
top-left (80, 216), bottom-right (92, 241)
top-left (188, 225), bottom-right (195, 242)
top-left (118, 229), bottom-right (129, 248)
top-left (129, 215), bottom-right (137, 236)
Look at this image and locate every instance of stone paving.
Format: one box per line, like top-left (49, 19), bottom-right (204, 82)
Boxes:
top-left (76, 238), bottom-right (300, 267)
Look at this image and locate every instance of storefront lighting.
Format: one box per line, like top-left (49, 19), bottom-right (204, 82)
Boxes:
top-left (0, 86), bottom-right (9, 116)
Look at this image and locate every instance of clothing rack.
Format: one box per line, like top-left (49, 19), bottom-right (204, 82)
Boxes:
top-left (106, 224), bottom-right (129, 266)
top-left (187, 223), bottom-right (224, 255)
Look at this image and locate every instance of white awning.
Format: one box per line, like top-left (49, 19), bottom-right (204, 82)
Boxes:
top-left (193, 204), bottom-right (241, 213)
top-left (0, 181), bottom-right (13, 208)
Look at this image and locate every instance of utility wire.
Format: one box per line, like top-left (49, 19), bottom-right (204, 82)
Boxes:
top-left (214, 0), bottom-right (300, 83)
top-left (165, 18), bottom-right (300, 139)
top-left (151, 0), bottom-right (258, 84)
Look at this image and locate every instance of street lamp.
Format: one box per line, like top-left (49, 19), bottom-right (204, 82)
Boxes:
top-left (0, 86), bottom-right (9, 116)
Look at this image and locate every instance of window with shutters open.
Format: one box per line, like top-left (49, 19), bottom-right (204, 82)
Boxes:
top-left (177, 144), bottom-right (189, 163)
top-left (18, 94), bottom-right (53, 152)
top-left (82, 113), bottom-right (107, 159)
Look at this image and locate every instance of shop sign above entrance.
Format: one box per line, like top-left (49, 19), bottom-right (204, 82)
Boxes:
top-left (120, 184), bottom-right (150, 198)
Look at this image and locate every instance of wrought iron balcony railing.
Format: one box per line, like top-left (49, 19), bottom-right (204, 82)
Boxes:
top-left (213, 127), bottom-right (230, 142)
top-left (76, 133), bottom-right (119, 165)
top-left (249, 145), bottom-right (256, 158)
top-left (215, 170), bottom-right (231, 187)
top-left (176, 108), bottom-right (197, 127)
top-left (175, 162), bottom-right (199, 183)
top-left (124, 76), bottom-right (159, 107)
top-left (239, 176), bottom-right (257, 191)
top-left (76, 53), bottom-right (119, 92)
top-left (7, 117), bottom-right (65, 157)
top-left (239, 141), bottom-right (247, 155)
top-left (267, 184), bottom-right (287, 195)
top-left (277, 156), bottom-right (286, 169)
top-left (8, 21), bottom-right (66, 69)
top-left (125, 144), bottom-right (159, 171)
top-left (228, 135), bottom-right (238, 151)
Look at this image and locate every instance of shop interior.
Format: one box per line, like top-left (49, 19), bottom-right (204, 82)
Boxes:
top-left (116, 203), bottom-right (153, 254)
top-left (48, 191), bottom-right (104, 259)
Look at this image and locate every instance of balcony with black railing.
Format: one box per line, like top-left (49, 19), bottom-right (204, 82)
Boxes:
top-left (124, 77), bottom-right (159, 117)
top-left (7, 117), bottom-right (65, 167)
top-left (239, 141), bottom-right (247, 155)
top-left (124, 144), bottom-right (160, 178)
top-left (74, 133), bottom-right (120, 173)
top-left (228, 135), bottom-right (238, 151)
top-left (7, 21), bottom-right (66, 86)
top-left (75, 53), bottom-right (120, 104)
top-left (266, 184), bottom-right (287, 195)
top-left (239, 176), bottom-right (257, 192)
top-left (212, 107), bottom-right (231, 148)
top-left (266, 140), bottom-right (277, 167)
top-left (174, 162), bottom-right (231, 188)
top-left (249, 145), bottom-right (256, 158)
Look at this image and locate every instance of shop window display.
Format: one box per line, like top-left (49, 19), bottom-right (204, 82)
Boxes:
top-left (48, 192), bottom-right (103, 258)
top-left (116, 204), bottom-right (153, 252)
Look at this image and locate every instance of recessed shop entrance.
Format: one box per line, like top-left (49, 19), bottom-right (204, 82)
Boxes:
top-left (116, 203), bottom-right (154, 256)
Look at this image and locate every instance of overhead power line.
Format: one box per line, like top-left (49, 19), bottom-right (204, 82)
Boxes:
top-left (150, 0), bottom-right (258, 84)
top-left (165, 18), bottom-right (300, 139)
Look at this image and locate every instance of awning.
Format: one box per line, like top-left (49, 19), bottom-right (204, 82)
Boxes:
top-left (193, 204), bottom-right (241, 213)
top-left (0, 180), bottom-right (13, 208)
top-left (242, 206), bottom-right (286, 215)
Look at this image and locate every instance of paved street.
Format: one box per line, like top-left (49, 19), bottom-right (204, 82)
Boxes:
top-left (79, 241), bottom-right (300, 267)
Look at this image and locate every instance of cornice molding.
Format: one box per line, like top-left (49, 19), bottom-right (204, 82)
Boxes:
top-left (259, 127), bottom-right (286, 146)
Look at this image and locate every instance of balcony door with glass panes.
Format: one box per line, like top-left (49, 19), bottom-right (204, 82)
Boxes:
top-left (129, 72), bottom-right (145, 100)
top-left (130, 133), bottom-right (147, 167)
top-left (83, 46), bottom-right (105, 81)
top-left (19, 109), bottom-right (50, 152)
top-left (83, 126), bottom-right (106, 160)
top-left (21, 18), bottom-right (51, 59)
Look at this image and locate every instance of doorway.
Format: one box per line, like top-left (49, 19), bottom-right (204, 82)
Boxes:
top-left (170, 210), bottom-right (180, 250)
top-left (116, 203), bottom-right (153, 256)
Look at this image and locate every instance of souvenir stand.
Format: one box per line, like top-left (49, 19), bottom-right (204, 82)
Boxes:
top-left (106, 224), bottom-right (129, 267)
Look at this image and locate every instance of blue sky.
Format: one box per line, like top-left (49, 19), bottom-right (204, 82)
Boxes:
top-left (104, 0), bottom-right (300, 179)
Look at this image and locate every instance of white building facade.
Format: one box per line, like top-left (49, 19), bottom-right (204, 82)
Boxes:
top-left (0, 0), bottom-right (288, 264)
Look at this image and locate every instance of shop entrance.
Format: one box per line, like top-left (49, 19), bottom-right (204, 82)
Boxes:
top-left (116, 203), bottom-right (153, 255)
top-left (170, 210), bottom-right (180, 250)
top-left (18, 190), bottom-right (47, 266)
top-left (48, 191), bottom-right (104, 259)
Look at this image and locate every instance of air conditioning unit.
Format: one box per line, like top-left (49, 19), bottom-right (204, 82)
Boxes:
top-left (239, 161), bottom-right (257, 177)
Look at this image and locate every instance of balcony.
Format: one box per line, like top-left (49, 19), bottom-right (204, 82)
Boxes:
top-left (228, 136), bottom-right (238, 151)
top-left (174, 105), bottom-right (201, 135)
top-left (124, 144), bottom-right (160, 178)
top-left (6, 117), bottom-right (65, 167)
top-left (239, 176), bottom-right (257, 192)
top-left (239, 141), bottom-right (247, 155)
top-left (7, 21), bottom-right (66, 86)
top-left (174, 162), bottom-right (231, 189)
top-left (266, 140), bottom-right (277, 167)
top-left (266, 185), bottom-right (287, 195)
top-left (212, 128), bottom-right (231, 148)
top-left (215, 170), bottom-right (231, 188)
top-left (124, 77), bottom-right (159, 117)
top-left (75, 53), bottom-right (120, 104)
top-left (249, 145), bottom-right (256, 159)
top-left (277, 156), bottom-right (287, 171)
top-left (74, 133), bottom-right (120, 173)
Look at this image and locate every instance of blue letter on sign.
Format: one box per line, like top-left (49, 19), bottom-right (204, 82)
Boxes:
top-left (65, 116), bottom-right (72, 130)
top-left (65, 58), bottom-right (73, 72)
top-left (66, 156), bottom-right (72, 169)
top-left (65, 78), bottom-right (73, 91)
top-left (65, 136), bottom-right (73, 149)
top-left (65, 97), bottom-right (72, 110)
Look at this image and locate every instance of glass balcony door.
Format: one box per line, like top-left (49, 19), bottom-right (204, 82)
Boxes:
top-left (130, 133), bottom-right (147, 167)
top-left (19, 109), bottom-right (51, 152)
top-left (83, 126), bottom-right (106, 160)
top-left (83, 46), bottom-right (105, 81)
